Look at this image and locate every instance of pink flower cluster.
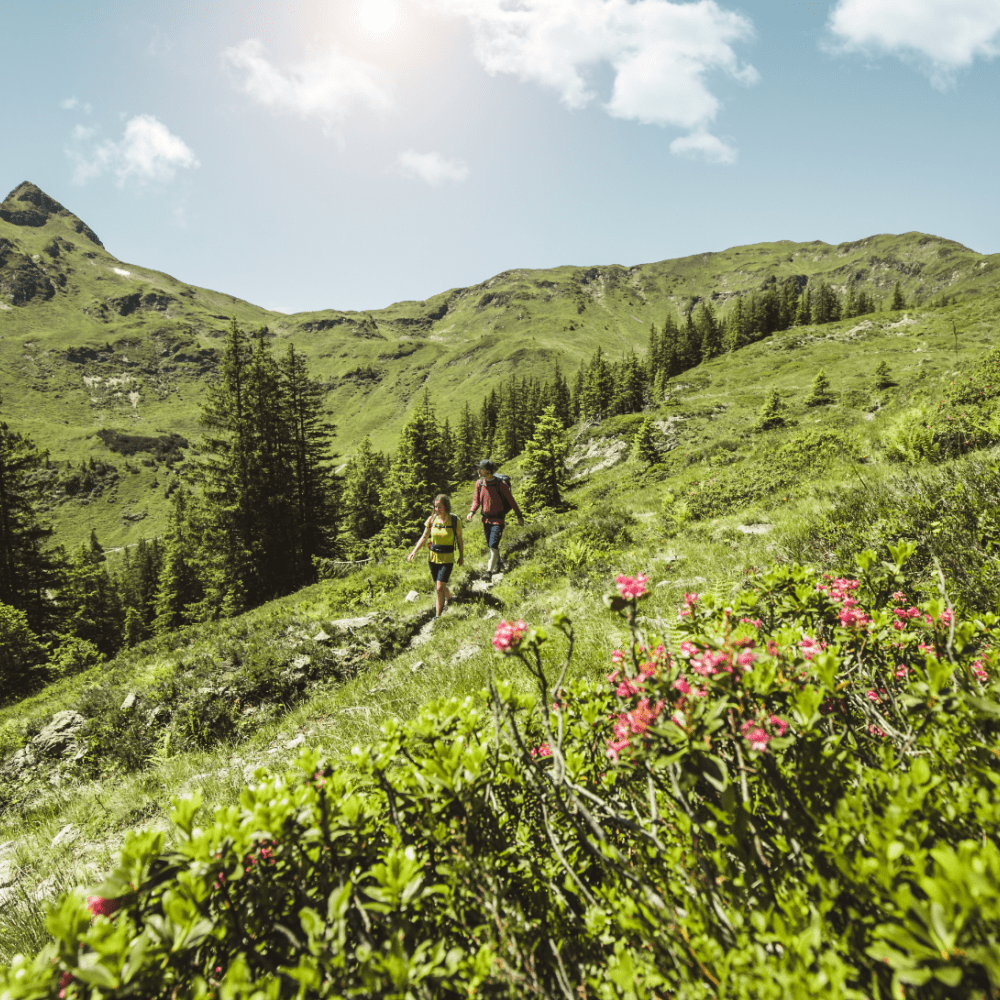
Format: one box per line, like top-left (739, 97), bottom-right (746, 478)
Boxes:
top-left (817, 576), bottom-right (874, 629)
top-left (530, 743), bottom-right (553, 758)
top-left (86, 895), bottom-right (124, 918)
top-left (798, 636), bottom-right (827, 660)
top-left (739, 715), bottom-right (789, 753)
top-left (493, 618), bottom-right (528, 653)
top-left (615, 573), bottom-right (649, 600)
top-left (608, 697), bottom-right (666, 760)
top-left (678, 592), bottom-right (700, 619)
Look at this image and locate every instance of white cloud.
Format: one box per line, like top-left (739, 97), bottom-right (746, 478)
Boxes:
top-left (69, 115), bottom-right (199, 186)
top-left (61, 97), bottom-right (92, 113)
top-left (669, 130), bottom-right (736, 164)
top-left (220, 39), bottom-right (391, 135)
top-left (827, 0), bottom-right (1000, 88)
top-left (397, 149), bottom-right (470, 186)
top-left (421, 0), bottom-right (756, 146)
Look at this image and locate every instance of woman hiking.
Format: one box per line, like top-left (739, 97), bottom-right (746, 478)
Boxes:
top-left (467, 459), bottom-right (524, 579)
top-left (408, 494), bottom-right (464, 618)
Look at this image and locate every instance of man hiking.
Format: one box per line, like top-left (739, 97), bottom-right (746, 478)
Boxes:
top-left (467, 459), bottom-right (524, 578)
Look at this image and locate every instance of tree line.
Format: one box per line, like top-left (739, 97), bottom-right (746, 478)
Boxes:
top-left (0, 321), bottom-right (340, 697)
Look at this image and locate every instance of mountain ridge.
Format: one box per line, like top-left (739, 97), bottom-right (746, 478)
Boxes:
top-left (2, 180), bottom-right (999, 550)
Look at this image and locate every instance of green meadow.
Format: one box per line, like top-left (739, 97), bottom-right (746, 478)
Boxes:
top-left (4, 180), bottom-right (1000, 995)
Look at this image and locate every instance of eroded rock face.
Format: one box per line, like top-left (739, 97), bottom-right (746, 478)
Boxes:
top-left (32, 711), bottom-right (86, 758)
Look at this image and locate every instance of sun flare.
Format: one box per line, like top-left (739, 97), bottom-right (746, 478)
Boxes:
top-left (354, 0), bottom-right (403, 37)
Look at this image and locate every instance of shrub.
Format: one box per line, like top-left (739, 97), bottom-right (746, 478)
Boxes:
top-left (8, 551), bottom-right (1000, 997)
top-left (46, 636), bottom-right (103, 679)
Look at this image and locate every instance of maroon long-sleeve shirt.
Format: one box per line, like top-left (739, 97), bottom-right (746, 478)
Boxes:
top-left (470, 477), bottom-right (523, 524)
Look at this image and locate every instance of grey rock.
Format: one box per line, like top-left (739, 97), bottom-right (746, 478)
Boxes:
top-left (51, 824), bottom-right (77, 847)
top-left (404, 590), bottom-right (420, 603)
top-left (121, 692), bottom-right (137, 711)
top-left (312, 629), bottom-right (330, 642)
top-left (33, 711), bottom-right (86, 758)
top-left (450, 646), bottom-right (480, 666)
top-left (0, 860), bottom-right (19, 888)
top-left (285, 735), bottom-right (305, 750)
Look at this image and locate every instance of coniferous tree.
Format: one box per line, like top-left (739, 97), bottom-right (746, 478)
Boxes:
top-left (779, 279), bottom-right (800, 330)
top-left (380, 392), bottom-right (450, 546)
top-left (753, 389), bottom-right (787, 432)
top-left (757, 282), bottom-right (781, 336)
top-left (812, 283), bottom-right (842, 325)
top-left (662, 314), bottom-right (682, 376)
top-left (570, 366), bottom-right (585, 422)
top-left (153, 488), bottom-right (203, 634)
top-left (521, 405), bottom-right (569, 511)
top-left (855, 288), bottom-right (874, 316)
top-left (682, 310), bottom-right (701, 369)
top-left (60, 530), bottom-right (123, 657)
top-left (891, 281), bottom-right (906, 311)
top-left (583, 347), bottom-right (614, 421)
top-left (631, 416), bottom-right (659, 468)
top-left (804, 369), bottom-right (835, 407)
top-left (872, 361), bottom-right (896, 391)
top-left (549, 363), bottom-right (572, 427)
top-left (726, 297), bottom-right (750, 353)
top-left (697, 303), bottom-right (723, 361)
top-left (341, 436), bottom-right (388, 547)
top-left (0, 397), bottom-right (61, 634)
top-left (117, 537), bottom-right (162, 644)
top-left (455, 402), bottom-right (479, 480)
top-left (844, 281), bottom-right (858, 320)
top-left (0, 602), bottom-right (46, 698)
top-left (279, 342), bottom-right (340, 584)
top-left (794, 287), bottom-right (813, 326)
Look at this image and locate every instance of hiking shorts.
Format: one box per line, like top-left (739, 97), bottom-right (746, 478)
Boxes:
top-left (483, 521), bottom-right (505, 549)
top-left (429, 560), bottom-right (454, 584)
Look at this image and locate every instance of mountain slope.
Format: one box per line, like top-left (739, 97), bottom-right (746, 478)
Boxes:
top-left (2, 179), bottom-right (999, 549)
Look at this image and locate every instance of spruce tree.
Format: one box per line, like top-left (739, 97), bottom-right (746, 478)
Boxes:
top-left (341, 437), bottom-right (388, 548)
top-left (804, 369), bottom-right (834, 407)
top-left (0, 602), bottom-right (45, 699)
top-left (279, 343), bottom-right (340, 584)
top-left (697, 302), bottom-right (723, 361)
top-left (521, 405), bottom-right (569, 511)
top-left (725, 298), bottom-right (750, 353)
top-left (380, 392), bottom-right (449, 546)
top-left (753, 389), bottom-right (787, 432)
top-left (455, 402), bottom-right (479, 479)
top-left (794, 287), bottom-right (812, 326)
top-left (872, 361), bottom-right (896, 391)
top-left (844, 282), bottom-right (858, 320)
top-left (0, 396), bottom-right (61, 634)
top-left (812, 283), bottom-right (842, 325)
top-left (59, 530), bottom-right (123, 656)
top-left (631, 416), bottom-right (659, 468)
top-left (891, 281), bottom-right (906, 311)
top-left (779, 279), bottom-right (800, 330)
top-left (153, 488), bottom-right (204, 634)
top-left (550, 363), bottom-right (572, 427)
top-left (662, 314), bottom-right (681, 376)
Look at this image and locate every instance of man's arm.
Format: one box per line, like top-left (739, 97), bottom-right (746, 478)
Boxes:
top-left (468, 481), bottom-right (480, 521)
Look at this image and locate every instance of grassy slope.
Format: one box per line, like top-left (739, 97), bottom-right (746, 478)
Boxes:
top-left (2, 272), bottom-right (999, 959)
top-left (3, 180), bottom-right (1000, 548)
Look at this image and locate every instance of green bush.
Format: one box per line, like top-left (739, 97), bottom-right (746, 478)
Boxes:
top-left (7, 550), bottom-right (1000, 997)
top-left (47, 636), bottom-right (103, 679)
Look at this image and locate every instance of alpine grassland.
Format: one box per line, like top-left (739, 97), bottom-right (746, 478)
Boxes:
top-left (4, 181), bottom-right (1000, 995)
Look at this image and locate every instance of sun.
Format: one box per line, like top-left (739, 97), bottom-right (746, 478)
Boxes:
top-left (354, 0), bottom-right (403, 37)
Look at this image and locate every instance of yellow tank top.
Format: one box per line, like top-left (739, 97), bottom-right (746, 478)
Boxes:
top-left (429, 515), bottom-right (459, 564)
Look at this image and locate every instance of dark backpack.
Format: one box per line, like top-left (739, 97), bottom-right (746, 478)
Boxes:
top-left (481, 474), bottom-right (513, 515)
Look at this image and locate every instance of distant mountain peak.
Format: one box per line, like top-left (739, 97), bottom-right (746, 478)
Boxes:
top-left (0, 181), bottom-right (104, 248)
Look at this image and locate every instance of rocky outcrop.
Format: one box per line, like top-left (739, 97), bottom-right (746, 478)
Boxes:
top-left (0, 181), bottom-right (104, 247)
top-left (33, 711), bottom-right (86, 758)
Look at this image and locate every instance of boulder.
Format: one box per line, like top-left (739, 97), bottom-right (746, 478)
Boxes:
top-left (32, 711), bottom-right (86, 758)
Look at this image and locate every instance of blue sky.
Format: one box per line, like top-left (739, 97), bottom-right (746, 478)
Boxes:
top-left (5, 0), bottom-right (999, 313)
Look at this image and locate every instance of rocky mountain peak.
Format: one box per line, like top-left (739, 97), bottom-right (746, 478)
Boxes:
top-left (0, 181), bottom-right (104, 247)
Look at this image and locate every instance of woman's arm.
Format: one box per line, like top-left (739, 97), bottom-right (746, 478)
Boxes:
top-left (407, 518), bottom-right (432, 562)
